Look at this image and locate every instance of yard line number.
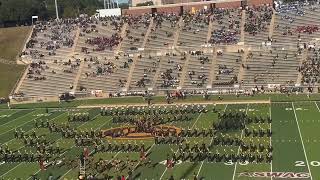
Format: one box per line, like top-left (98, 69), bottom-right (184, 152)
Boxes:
top-left (295, 161), bottom-right (320, 167)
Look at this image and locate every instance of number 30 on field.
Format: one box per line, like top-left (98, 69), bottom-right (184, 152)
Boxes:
top-left (295, 161), bottom-right (320, 167)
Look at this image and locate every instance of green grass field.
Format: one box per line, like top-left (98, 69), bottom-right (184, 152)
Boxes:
top-left (0, 26), bottom-right (31, 61)
top-left (0, 26), bottom-right (30, 98)
top-left (0, 63), bottom-right (25, 98)
top-left (0, 99), bottom-right (319, 179)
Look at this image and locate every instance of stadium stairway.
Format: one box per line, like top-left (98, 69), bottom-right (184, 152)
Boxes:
top-left (240, 9), bottom-right (246, 43)
top-left (125, 54), bottom-right (139, 91)
top-left (206, 16), bottom-right (213, 44)
top-left (151, 56), bottom-right (163, 90)
top-left (70, 27), bottom-right (83, 92)
top-left (116, 22), bottom-right (128, 53)
top-left (13, 64), bottom-right (30, 94)
top-left (141, 18), bottom-right (154, 49)
top-left (173, 17), bottom-right (183, 49)
top-left (296, 49), bottom-right (307, 85)
top-left (71, 27), bottom-right (81, 56)
top-left (268, 9), bottom-right (276, 41)
top-left (207, 48), bottom-right (217, 88)
top-left (72, 59), bottom-right (85, 92)
top-left (178, 53), bottom-right (191, 88)
top-left (237, 48), bottom-right (248, 83)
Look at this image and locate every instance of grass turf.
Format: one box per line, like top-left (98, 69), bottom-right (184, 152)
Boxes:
top-left (0, 26), bottom-right (30, 98)
top-left (0, 26), bottom-right (31, 61)
top-left (0, 63), bottom-right (25, 98)
top-left (0, 102), bottom-right (319, 179)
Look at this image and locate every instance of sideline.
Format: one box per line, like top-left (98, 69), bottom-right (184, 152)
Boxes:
top-left (77, 100), bottom-right (271, 109)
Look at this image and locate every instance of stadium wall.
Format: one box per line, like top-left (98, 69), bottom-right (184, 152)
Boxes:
top-left (123, 0), bottom-right (273, 15)
top-left (247, 0), bottom-right (273, 6)
top-left (215, 1), bottom-right (241, 8)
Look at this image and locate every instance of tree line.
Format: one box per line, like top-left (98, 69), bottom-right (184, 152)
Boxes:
top-left (0, 0), bottom-right (128, 27)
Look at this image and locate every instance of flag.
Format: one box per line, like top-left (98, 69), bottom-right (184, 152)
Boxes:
top-left (166, 159), bottom-right (173, 168)
top-left (84, 147), bottom-right (89, 159)
top-left (140, 150), bottom-right (146, 161)
top-left (39, 159), bottom-right (46, 170)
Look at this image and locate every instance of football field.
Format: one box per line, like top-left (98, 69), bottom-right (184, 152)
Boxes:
top-left (0, 101), bottom-right (319, 179)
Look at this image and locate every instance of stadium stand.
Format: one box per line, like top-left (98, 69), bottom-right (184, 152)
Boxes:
top-left (15, 0), bottom-right (320, 100)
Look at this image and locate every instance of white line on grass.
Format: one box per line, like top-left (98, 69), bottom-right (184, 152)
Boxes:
top-left (292, 102), bottom-right (313, 180)
top-left (232, 104), bottom-right (249, 180)
top-left (58, 114), bottom-right (116, 179)
top-left (196, 104), bottom-right (228, 177)
top-left (0, 162), bottom-right (24, 178)
top-left (314, 101), bottom-right (320, 112)
top-left (269, 103), bottom-right (273, 180)
top-left (0, 110), bottom-right (35, 128)
top-left (2, 111), bottom-right (67, 146)
top-left (61, 141), bottom-right (121, 180)
top-left (1, 111), bottom-right (72, 179)
top-left (0, 110), bottom-right (21, 120)
top-left (57, 112), bottom-right (102, 157)
top-left (24, 109), bottom-right (95, 179)
top-left (191, 113), bottom-right (202, 129)
top-left (160, 112), bottom-right (203, 179)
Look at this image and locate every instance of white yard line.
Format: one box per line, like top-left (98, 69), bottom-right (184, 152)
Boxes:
top-left (26, 169), bottom-right (41, 180)
top-left (292, 102), bottom-right (313, 180)
top-left (58, 114), bottom-right (118, 179)
top-left (0, 162), bottom-right (24, 178)
top-left (64, 118), bottom-right (131, 179)
top-left (314, 101), bottom-right (320, 112)
top-left (59, 142), bottom-right (112, 180)
top-left (26, 110), bottom-right (97, 179)
top-left (191, 113), bottom-right (202, 129)
top-left (0, 110), bottom-right (21, 119)
top-left (0, 110), bottom-right (35, 128)
top-left (160, 112), bottom-right (203, 179)
top-left (0, 111), bottom-right (70, 180)
top-left (3, 111), bottom-right (67, 146)
top-left (57, 112), bottom-right (101, 157)
top-left (269, 103), bottom-right (273, 180)
top-left (196, 104), bottom-right (228, 177)
top-left (59, 168), bottom-right (73, 180)
top-left (232, 104), bottom-right (249, 180)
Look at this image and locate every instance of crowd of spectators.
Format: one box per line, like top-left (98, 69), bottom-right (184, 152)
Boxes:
top-left (209, 8), bottom-right (241, 44)
top-left (244, 5), bottom-right (273, 35)
top-left (299, 48), bottom-right (320, 84)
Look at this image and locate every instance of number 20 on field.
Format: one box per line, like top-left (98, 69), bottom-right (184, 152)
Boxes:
top-left (295, 161), bottom-right (320, 167)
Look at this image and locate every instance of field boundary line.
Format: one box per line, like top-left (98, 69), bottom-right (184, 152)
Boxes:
top-left (196, 104), bottom-right (228, 177)
top-left (77, 100), bottom-right (270, 109)
top-left (292, 102), bottom-right (313, 180)
top-left (232, 104), bottom-right (249, 180)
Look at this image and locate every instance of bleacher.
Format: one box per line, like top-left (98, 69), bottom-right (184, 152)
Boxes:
top-left (19, 20), bottom-right (79, 97)
top-left (17, 2), bottom-right (320, 99)
top-left (242, 49), bottom-right (301, 87)
top-left (212, 52), bottom-right (241, 87)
